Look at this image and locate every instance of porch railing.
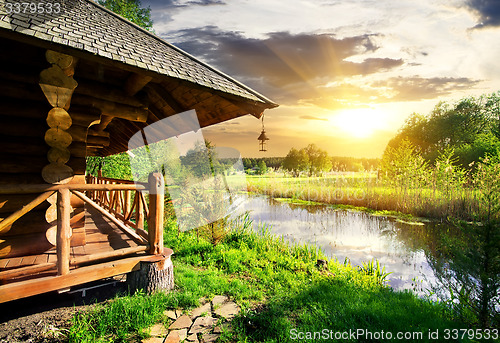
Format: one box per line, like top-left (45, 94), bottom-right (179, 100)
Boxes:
top-left (0, 172), bottom-right (164, 280)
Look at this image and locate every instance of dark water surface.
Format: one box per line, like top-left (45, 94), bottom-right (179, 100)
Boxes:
top-left (236, 194), bottom-right (455, 295)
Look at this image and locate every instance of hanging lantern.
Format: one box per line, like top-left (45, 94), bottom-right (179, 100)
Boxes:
top-left (257, 115), bottom-right (269, 151)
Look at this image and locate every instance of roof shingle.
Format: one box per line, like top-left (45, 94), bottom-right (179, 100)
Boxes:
top-left (0, 0), bottom-right (276, 107)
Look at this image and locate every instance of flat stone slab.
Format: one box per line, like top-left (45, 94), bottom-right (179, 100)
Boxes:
top-left (202, 333), bottom-right (220, 343)
top-left (164, 309), bottom-right (177, 320)
top-left (214, 301), bottom-right (240, 319)
top-left (149, 323), bottom-right (167, 337)
top-left (211, 295), bottom-right (228, 307)
top-left (171, 328), bottom-right (188, 341)
top-left (190, 302), bottom-right (211, 319)
top-left (165, 330), bottom-right (180, 343)
top-left (142, 338), bottom-right (164, 343)
top-left (169, 315), bottom-right (193, 330)
top-left (186, 333), bottom-right (199, 342)
top-left (189, 316), bottom-right (218, 334)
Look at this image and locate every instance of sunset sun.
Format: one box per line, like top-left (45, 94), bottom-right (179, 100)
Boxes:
top-left (333, 108), bottom-right (386, 138)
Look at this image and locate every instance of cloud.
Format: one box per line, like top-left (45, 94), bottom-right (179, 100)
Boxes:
top-left (145, 0), bottom-right (225, 8)
top-left (299, 115), bottom-right (328, 121)
top-left (165, 27), bottom-right (403, 103)
top-left (301, 76), bottom-right (481, 109)
top-left (465, 0), bottom-right (500, 28)
top-left (162, 26), bottom-right (481, 110)
top-left (374, 76), bottom-right (482, 101)
top-left (185, 0), bottom-right (226, 5)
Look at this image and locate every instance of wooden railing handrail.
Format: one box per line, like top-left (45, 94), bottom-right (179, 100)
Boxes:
top-left (1, 173), bottom-right (164, 279)
top-left (0, 183), bottom-right (147, 195)
top-left (90, 176), bottom-right (148, 185)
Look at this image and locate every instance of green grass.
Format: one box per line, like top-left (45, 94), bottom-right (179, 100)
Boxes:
top-left (68, 215), bottom-right (469, 342)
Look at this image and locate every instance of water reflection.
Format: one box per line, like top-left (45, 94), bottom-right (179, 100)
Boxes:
top-left (237, 194), bottom-right (454, 295)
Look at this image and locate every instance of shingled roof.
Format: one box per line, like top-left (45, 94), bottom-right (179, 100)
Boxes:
top-left (0, 0), bottom-right (276, 107)
top-left (0, 0), bottom-right (278, 156)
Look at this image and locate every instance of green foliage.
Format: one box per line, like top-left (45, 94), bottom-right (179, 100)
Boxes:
top-left (97, 0), bottom-right (154, 32)
top-left (357, 259), bottom-right (392, 286)
top-left (68, 291), bottom-right (168, 342)
top-left (385, 91), bottom-right (500, 168)
top-left (304, 144), bottom-right (332, 176)
top-left (282, 145), bottom-right (331, 177)
top-left (86, 153), bottom-right (133, 180)
top-left (381, 139), bottom-right (430, 194)
top-left (255, 160), bottom-right (267, 175)
top-left (282, 147), bottom-right (309, 177)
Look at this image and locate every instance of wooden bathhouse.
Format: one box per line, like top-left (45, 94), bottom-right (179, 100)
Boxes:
top-left (0, 0), bottom-right (277, 302)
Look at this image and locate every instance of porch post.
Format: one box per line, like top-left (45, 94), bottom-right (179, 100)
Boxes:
top-left (57, 188), bottom-right (71, 275)
top-left (148, 172), bottom-right (164, 255)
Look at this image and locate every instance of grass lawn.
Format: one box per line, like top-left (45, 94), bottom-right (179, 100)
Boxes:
top-left (68, 215), bottom-right (469, 342)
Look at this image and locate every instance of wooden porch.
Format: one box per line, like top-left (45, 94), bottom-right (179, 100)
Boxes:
top-left (0, 173), bottom-right (171, 303)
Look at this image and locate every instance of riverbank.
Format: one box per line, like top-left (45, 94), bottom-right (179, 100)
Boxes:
top-left (67, 215), bottom-right (468, 342)
top-left (246, 173), bottom-right (478, 221)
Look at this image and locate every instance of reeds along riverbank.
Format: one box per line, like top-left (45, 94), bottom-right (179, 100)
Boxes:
top-left (245, 172), bottom-right (484, 221)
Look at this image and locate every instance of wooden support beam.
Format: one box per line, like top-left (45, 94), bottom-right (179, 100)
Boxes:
top-left (0, 232), bottom-right (53, 259)
top-left (125, 73), bottom-right (153, 96)
top-left (0, 98), bottom-right (51, 119)
top-left (148, 173), bottom-right (164, 255)
top-left (69, 107), bottom-right (102, 128)
top-left (71, 94), bottom-right (148, 122)
top-left (0, 255), bottom-right (147, 303)
top-left (146, 83), bottom-right (185, 114)
top-left (57, 188), bottom-right (71, 276)
top-left (136, 191), bottom-right (145, 230)
top-left (91, 115), bottom-right (113, 132)
top-left (0, 192), bottom-right (54, 235)
top-left (0, 174), bottom-right (45, 185)
top-left (0, 210), bottom-right (51, 237)
top-left (75, 79), bottom-right (145, 107)
top-left (0, 115), bottom-right (47, 138)
top-left (0, 194), bottom-right (50, 214)
top-left (0, 183), bottom-right (146, 195)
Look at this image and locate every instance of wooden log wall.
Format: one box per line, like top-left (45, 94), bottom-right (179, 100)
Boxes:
top-left (0, 42), bottom-right (55, 258)
top-left (0, 41), bottom-right (101, 259)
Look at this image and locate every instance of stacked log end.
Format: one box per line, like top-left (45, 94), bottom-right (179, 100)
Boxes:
top-left (39, 52), bottom-right (78, 185)
top-left (39, 51), bottom-right (82, 251)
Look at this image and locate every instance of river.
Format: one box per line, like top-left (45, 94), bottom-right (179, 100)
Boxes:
top-left (234, 194), bottom-right (455, 296)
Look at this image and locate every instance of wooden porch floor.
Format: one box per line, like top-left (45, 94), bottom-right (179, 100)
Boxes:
top-left (0, 206), bottom-right (143, 284)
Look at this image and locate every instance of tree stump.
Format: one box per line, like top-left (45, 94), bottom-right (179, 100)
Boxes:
top-left (127, 248), bottom-right (174, 294)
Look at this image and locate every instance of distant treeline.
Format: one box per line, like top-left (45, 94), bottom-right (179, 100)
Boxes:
top-left (242, 156), bottom-right (380, 172)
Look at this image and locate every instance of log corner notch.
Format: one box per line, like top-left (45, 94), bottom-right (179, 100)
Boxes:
top-left (39, 50), bottom-right (78, 185)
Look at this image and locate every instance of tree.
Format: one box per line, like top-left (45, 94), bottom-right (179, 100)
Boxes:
top-left (98, 0), bottom-right (154, 32)
top-left (283, 148), bottom-right (308, 177)
top-left (181, 140), bottom-right (221, 180)
top-left (384, 92), bottom-right (500, 168)
top-left (303, 144), bottom-right (332, 176)
top-left (256, 160), bottom-right (267, 175)
top-left (430, 155), bottom-right (500, 328)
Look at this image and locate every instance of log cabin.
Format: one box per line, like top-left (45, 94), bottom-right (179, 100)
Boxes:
top-left (0, 0), bottom-right (277, 302)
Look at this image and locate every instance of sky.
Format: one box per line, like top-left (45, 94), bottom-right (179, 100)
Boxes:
top-left (141, 0), bottom-right (500, 158)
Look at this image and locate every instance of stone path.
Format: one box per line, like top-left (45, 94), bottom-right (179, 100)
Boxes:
top-left (142, 295), bottom-right (240, 343)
